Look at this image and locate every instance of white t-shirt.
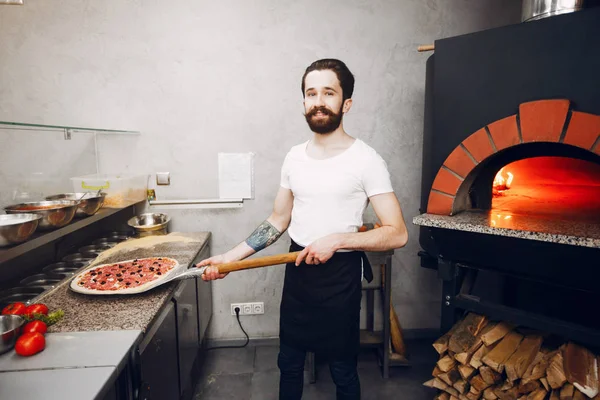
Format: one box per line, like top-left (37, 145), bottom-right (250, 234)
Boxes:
top-left (280, 138), bottom-right (394, 247)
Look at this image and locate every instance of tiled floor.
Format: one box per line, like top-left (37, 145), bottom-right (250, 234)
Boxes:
top-left (193, 339), bottom-right (438, 399)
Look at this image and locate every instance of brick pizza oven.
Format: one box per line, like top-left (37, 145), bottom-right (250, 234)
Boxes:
top-left (414, 7), bottom-right (600, 349)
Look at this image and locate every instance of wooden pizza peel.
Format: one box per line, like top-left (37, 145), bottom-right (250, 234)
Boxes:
top-left (70, 250), bottom-right (301, 295)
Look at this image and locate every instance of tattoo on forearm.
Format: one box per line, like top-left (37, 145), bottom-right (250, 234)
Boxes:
top-left (245, 220), bottom-right (282, 251)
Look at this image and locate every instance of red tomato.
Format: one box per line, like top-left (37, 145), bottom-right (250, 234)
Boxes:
top-left (1, 302), bottom-right (27, 315)
top-left (23, 320), bottom-right (48, 335)
top-left (24, 303), bottom-right (49, 318)
top-left (15, 332), bottom-right (46, 357)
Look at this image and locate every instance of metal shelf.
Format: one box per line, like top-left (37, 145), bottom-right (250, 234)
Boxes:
top-left (0, 120), bottom-right (140, 136)
top-left (453, 294), bottom-right (600, 348)
top-left (0, 201), bottom-right (143, 265)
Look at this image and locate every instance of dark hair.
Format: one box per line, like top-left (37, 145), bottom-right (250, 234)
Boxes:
top-left (301, 59), bottom-right (355, 101)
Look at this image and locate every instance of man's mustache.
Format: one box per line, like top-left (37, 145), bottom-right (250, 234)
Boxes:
top-left (307, 106), bottom-right (335, 117)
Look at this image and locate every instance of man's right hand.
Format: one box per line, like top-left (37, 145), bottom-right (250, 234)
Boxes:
top-left (196, 254), bottom-right (230, 281)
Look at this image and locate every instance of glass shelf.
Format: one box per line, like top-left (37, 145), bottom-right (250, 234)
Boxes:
top-left (0, 120), bottom-right (140, 135)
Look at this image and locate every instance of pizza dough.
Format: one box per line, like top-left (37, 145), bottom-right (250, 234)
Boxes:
top-left (70, 257), bottom-right (179, 295)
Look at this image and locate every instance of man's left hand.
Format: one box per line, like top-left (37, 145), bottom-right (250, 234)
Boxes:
top-left (295, 234), bottom-right (340, 266)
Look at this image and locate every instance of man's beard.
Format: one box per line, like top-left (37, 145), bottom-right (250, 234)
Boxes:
top-left (304, 105), bottom-right (343, 134)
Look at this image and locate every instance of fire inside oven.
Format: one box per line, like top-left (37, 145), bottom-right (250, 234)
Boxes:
top-left (490, 156), bottom-right (600, 220)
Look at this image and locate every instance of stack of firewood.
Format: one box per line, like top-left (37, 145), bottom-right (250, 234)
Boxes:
top-left (424, 313), bottom-right (599, 400)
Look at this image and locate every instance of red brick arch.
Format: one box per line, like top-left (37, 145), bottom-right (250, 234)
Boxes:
top-left (427, 99), bottom-right (600, 215)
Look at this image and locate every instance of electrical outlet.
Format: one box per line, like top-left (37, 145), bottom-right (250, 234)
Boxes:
top-left (231, 303), bottom-right (244, 315)
top-left (231, 302), bottom-right (264, 315)
top-left (252, 302), bottom-right (264, 314)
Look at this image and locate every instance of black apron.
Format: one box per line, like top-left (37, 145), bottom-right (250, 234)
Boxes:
top-left (279, 240), bottom-right (373, 360)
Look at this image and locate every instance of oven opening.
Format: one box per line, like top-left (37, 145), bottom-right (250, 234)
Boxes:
top-left (490, 156), bottom-right (600, 220)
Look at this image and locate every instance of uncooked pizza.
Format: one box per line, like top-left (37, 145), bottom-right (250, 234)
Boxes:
top-left (71, 257), bottom-right (179, 294)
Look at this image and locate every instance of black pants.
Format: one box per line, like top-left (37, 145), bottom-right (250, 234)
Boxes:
top-left (277, 342), bottom-right (361, 400)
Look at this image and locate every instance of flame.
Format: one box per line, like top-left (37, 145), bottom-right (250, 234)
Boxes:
top-left (493, 168), bottom-right (514, 194)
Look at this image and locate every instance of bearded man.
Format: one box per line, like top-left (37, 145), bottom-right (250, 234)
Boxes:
top-left (198, 59), bottom-right (408, 400)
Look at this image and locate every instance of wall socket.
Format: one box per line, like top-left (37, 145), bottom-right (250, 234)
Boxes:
top-left (231, 302), bottom-right (264, 315)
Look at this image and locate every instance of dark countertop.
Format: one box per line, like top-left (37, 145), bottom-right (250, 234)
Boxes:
top-left (413, 211), bottom-right (600, 248)
top-left (38, 232), bottom-right (211, 333)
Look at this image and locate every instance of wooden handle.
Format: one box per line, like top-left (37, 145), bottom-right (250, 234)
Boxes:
top-left (418, 44), bottom-right (435, 52)
top-left (217, 251), bottom-right (301, 274)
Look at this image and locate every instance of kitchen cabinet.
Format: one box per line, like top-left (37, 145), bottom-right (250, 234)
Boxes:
top-left (139, 301), bottom-right (179, 400)
top-left (195, 242), bottom-right (212, 344)
top-left (173, 279), bottom-right (199, 397)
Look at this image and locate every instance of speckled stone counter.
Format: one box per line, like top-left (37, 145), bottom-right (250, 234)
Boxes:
top-left (39, 232), bottom-right (210, 333)
top-left (413, 212), bottom-right (600, 248)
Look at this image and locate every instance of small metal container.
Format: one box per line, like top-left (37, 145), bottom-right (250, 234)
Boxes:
top-left (46, 192), bottom-right (106, 217)
top-left (127, 213), bottom-right (170, 237)
top-left (4, 200), bottom-right (79, 230)
top-left (62, 253), bottom-right (96, 263)
top-left (0, 287), bottom-right (45, 307)
top-left (20, 273), bottom-right (66, 288)
top-left (78, 244), bottom-right (113, 256)
top-left (0, 315), bottom-right (25, 355)
top-left (92, 238), bottom-right (119, 247)
top-left (43, 261), bottom-right (86, 275)
top-left (0, 214), bottom-right (42, 247)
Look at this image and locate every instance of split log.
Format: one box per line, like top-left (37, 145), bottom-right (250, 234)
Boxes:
top-left (434, 334), bottom-right (451, 355)
top-left (434, 316), bottom-right (464, 355)
top-left (504, 335), bottom-right (544, 382)
top-left (449, 313), bottom-right (488, 355)
top-left (482, 331), bottom-right (524, 373)
top-left (472, 344), bottom-right (494, 369)
top-left (454, 379), bottom-right (470, 395)
top-left (471, 374), bottom-right (493, 392)
top-left (466, 386), bottom-right (482, 400)
top-left (522, 350), bottom-right (557, 384)
top-left (540, 378), bottom-right (549, 391)
top-left (549, 390), bottom-right (560, 400)
top-left (480, 366), bottom-right (502, 385)
top-left (481, 322), bottom-right (516, 346)
top-left (547, 351), bottom-right (567, 389)
top-left (436, 393), bottom-right (451, 400)
top-left (433, 366), bottom-right (444, 377)
top-left (526, 388), bottom-right (547, 400)
top-left (522, 352), bottom-right (545, 382)
top-left (450, 396), bottom-right (460, 400)
top-left (440, 369), bottom-right (462, 386)
top-left (459, 365), bottom-right (477, 380)
top-left (560, 383), bottom-right (575, 400)
top-left (494, 386), bottom-right (520, 400)
top-left (439, 355), bottom-right (457, 372)
top-left (517, 380), bottom-right (541, 396)
top-left (572, 390), bottom-right (586, 400)
top-left (433, 378), bottom-right (460, 397)
top-left (563, 342), bottom-right (599, 398)
top-left (483, 387), bottom-right (499, 400)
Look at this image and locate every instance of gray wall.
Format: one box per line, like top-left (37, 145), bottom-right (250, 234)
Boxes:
top-left (0, 0), bottom-right (521, 339)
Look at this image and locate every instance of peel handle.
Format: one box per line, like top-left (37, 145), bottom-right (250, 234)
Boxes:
top-left (217, 251), bottom-right (301, 274)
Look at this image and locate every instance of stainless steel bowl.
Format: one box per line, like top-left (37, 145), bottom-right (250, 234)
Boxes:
top-left (0, 315), bottom-right (25, 355)
top-left (4, 200), bottom-right (79, 231)
top-left (62, 253), bottom-right (96, 263)
top-left (78, 244), bottom-right (112, 256)
top-left (128, 213), bottom-right (170, 237)
top-left (20, 273), bottom-right (66, 288)
top-left (92, 238), bottom-right (119, 247)
top-left (0, 287), bottom-right (45, 307)
top-left (45, 192), bottom-right (106, 217)
top-left (0, 214), bottom-right (42, 247)
top-left (43, 261), bottom-right (86, 275)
